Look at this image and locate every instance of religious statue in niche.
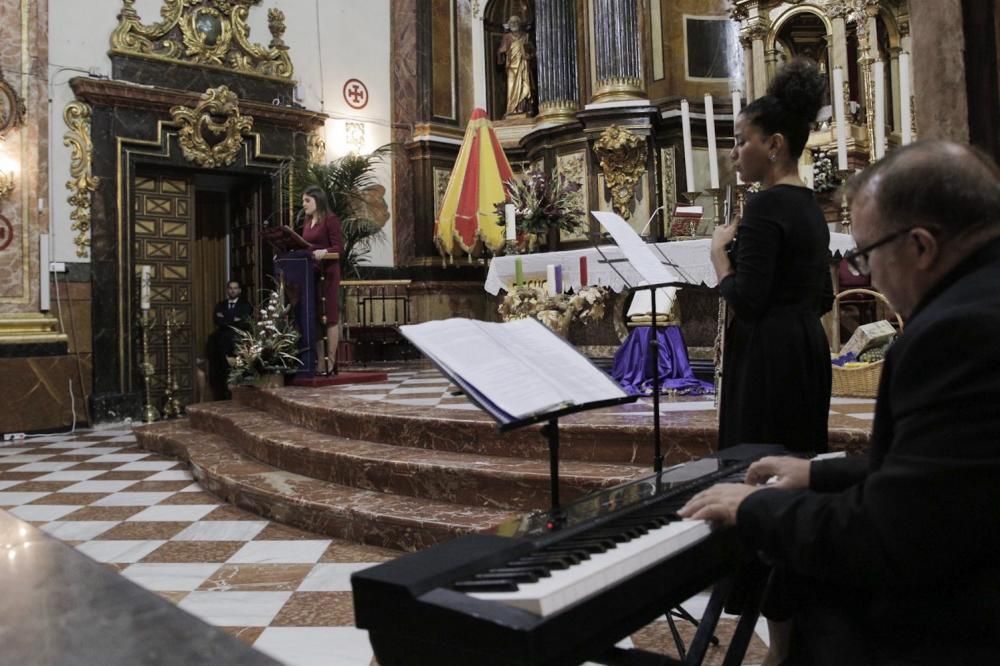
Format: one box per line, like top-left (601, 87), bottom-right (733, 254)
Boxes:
top-left (497, 15), bottom-right (536, 118)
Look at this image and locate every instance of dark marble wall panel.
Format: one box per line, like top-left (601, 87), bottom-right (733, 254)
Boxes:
top-left (0, 357), bottom-right (90, 432)
top-left (111, 55), bottom-right (294, 105)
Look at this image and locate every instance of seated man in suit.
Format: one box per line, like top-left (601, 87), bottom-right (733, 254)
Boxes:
top-left (207, 280), bottom-right (253, 400)
top-left (680, 140), bottom-right (1000, 664)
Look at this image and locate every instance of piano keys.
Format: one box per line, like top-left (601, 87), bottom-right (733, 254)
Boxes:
top-left (351, 444), bottom-right (784, 666)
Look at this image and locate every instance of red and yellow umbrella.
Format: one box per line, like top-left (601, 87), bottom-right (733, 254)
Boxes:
top-left (434, 108), bottom-right (514, 258)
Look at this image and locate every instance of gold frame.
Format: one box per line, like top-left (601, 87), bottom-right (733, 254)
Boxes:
top-left (110, 0), bottom-right (294, 83)
top-left (64, 101), bottom-right (100, 258)
top-left (0, 70), bottom-right (25, 139)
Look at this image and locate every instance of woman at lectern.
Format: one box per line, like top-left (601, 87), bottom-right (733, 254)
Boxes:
top-left (712, 58), bottom-right (834, 453)
top-left (301, 185), bottom-right (343, 373)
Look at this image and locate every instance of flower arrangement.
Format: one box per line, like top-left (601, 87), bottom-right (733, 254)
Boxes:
top-left (495, 167), bottom-right (585, 239)
top-left (498, 285), bottom-right (608, 336)
top-left (812, 149), bottom-right (842, 193)
top-left (228, 282), bottom-right (303, 385)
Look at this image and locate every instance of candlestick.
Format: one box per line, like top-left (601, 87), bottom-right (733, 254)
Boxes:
top-left (832, 67), bottom-right (849, 171)
top-left (162, 308), bottom-right (182, 419)
top-left (680, 99), bottom-right (695, 193)
top-left (579, 255), bottom-right (588, 287)
top-left (873, 60), bottom-right (886, 159)
top-left (138, 310), bottom-right (159, 423)
top-left (705, 94), bottom-right (720, 189)
top-left (899, 52), bottom-right (912, 145)
top-left (732, 90), bottom-right (743, 185)
top-left (837, 169), bottom-right (853, 234)
top-left (139, 265), bottom-right (151, 310)
top-left (504, 203), bottom-right (516, 242)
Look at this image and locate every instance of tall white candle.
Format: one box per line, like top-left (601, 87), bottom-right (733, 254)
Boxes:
top-left (873, 60), bottom-right (886, 159)
top-left (140, 265), bottom-right (151, 310)
top-left (832, 67), bottom-right (849, 171)
top-left (504, 203), bottom-right (516, 242)
top-left (545, 264), bottom-right (557, 297)
top-left (732, 90), bottom-right (742, 184)
top-left (704, 94), bottom-right (720, 189)
top-left (899, 52), bottom-right (912, 145)
top-left (680, 99), bottom-right (695, 193)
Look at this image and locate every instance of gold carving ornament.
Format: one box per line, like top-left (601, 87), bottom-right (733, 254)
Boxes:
top-left (307, 131), bottom-right (326, 165)
top-left (593, 125), bottom-right (646, 220)
top-left (170, 85), bottom-right (253, 168)
top-left (63, 102), bottom-right (100, 258)
top-left (110, 0), bottom-right (293, 81)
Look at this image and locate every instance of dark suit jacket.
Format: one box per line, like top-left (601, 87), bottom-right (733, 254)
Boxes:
top-left (736, 237), bottom-right (1000, 665)
top-left (213, 298), bottom-right (253, 356)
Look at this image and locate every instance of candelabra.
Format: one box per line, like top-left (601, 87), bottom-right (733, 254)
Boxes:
top-left (138, 310), bottom-right (160, 423)
top-left (836, 169), bottom-right (854, 234)
top-left (161, 308), bottom-right (182, 419)
top-left (850, 0), bottom-right (880, 162)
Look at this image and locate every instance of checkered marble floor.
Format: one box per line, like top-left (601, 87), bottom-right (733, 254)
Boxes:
top-left (1, 425), bottom-right (774, 665)
top-left (334, 367), bottom-right (877, 421)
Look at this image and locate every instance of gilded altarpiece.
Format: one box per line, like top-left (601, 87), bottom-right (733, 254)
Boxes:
top-left (134, 175), bottom-right (195, 408)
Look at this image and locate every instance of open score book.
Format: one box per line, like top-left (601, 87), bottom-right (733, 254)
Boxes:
top-left (400, 317), bottom-right (632, 424)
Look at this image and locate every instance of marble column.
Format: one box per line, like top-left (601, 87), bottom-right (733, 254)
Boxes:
top-left (591, 0), bottom-right (645, 102)
top-left (746, 16), bottom-right (769, 101)
top-left (535, 0), bottom-right (579, 123)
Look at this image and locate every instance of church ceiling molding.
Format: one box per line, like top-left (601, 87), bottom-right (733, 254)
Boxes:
top-left (170, 85), bottom-right (254, 168)
top-left (63, 101), bottom-right (100, 258)
top-left (110, 0), bottom-right (294, 82)
top-left (593, 125), bottom-right (646, 220)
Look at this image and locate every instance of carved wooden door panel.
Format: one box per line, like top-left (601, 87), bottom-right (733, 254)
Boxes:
top-left (134, 173), bottom-right (194, 409)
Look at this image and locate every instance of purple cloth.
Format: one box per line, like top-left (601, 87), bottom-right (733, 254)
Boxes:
top-left (611, 326), bottom-right (715, 396)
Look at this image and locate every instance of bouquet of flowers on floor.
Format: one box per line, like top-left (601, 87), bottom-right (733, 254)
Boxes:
top-left (498, 285), bottom-right (609, 336)
top-left (228, 281), bottom-right (303, 385)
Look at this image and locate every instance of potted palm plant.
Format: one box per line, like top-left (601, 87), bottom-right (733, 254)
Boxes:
top-left (291, 145), bottom-right (392, 278)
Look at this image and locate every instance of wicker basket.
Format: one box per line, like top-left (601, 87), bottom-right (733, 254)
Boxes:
top-left (831, 288), bottom-right (903, 398)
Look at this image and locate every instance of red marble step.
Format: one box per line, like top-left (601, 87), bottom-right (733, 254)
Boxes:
top-left (233, 386), bottom-right (725, 465)
top-left (185, 401), bottom-right (650, 512)
top-left (133, 420), bottom-right (519, 552)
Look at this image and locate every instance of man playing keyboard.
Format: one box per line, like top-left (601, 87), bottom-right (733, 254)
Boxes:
top-left (680, 141), bottom-right (1000, 665)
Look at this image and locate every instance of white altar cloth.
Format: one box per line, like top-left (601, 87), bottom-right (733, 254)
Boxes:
top-left (484, 233), bottom-right (856, 295)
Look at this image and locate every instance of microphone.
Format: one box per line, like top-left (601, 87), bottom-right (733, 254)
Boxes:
top-left (638, 206), bottom-right (666, 238)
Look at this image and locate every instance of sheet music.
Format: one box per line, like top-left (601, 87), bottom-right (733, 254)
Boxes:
top-left (400, 318), bottom-right (627, 422)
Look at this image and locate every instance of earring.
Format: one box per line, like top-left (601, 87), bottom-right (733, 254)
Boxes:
top-left (769, 153), bottom-right (777, 162)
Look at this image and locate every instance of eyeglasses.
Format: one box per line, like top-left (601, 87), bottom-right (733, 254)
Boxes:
top-left (843, 227), bottom-right (915, 276)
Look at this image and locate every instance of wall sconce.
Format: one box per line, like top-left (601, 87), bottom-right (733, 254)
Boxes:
top-left (0, 170), bottom-right (14, 201)
top-left (0, 154), bottom-right (17, 202)
top-left (345, 122), bottom-right (366, 154)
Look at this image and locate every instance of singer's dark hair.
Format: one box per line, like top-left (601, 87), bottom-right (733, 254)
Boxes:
top-left (302, 185), bottom-right (331, 219)
top-left (741, 58), bottom-right (826, 160)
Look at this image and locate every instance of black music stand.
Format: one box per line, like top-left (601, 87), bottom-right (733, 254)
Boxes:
top-left (400, 318), bottom-right (638, 522)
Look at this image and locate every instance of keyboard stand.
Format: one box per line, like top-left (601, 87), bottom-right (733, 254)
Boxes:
top-left (589, 572), bottom-right (766, 666)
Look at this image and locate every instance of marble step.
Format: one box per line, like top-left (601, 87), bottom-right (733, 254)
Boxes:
top-left (133, 420), bottom-right (519, 552)
top-left (234, 386), bottom-right (721, 465)
top-left (186, 401), bottom-right (650, 512)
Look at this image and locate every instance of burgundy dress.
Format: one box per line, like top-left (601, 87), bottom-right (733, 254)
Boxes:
top-left (301, 212), bottom-right (343, 325)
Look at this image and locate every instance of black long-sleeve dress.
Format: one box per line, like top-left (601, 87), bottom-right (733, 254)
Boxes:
top-left (718, 184), bottom-right (833, 452)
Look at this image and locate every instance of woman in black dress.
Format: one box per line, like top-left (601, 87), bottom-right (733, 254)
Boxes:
top-left (713, 58), bottom-right (833, 453)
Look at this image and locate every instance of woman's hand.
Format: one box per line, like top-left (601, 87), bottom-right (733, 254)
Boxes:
top-left (710, 216), bottom-right (739, 280)
top-left (711, 216), bottom-right (739, 254)
top-left (312, 249), bottom-right (327, 261)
